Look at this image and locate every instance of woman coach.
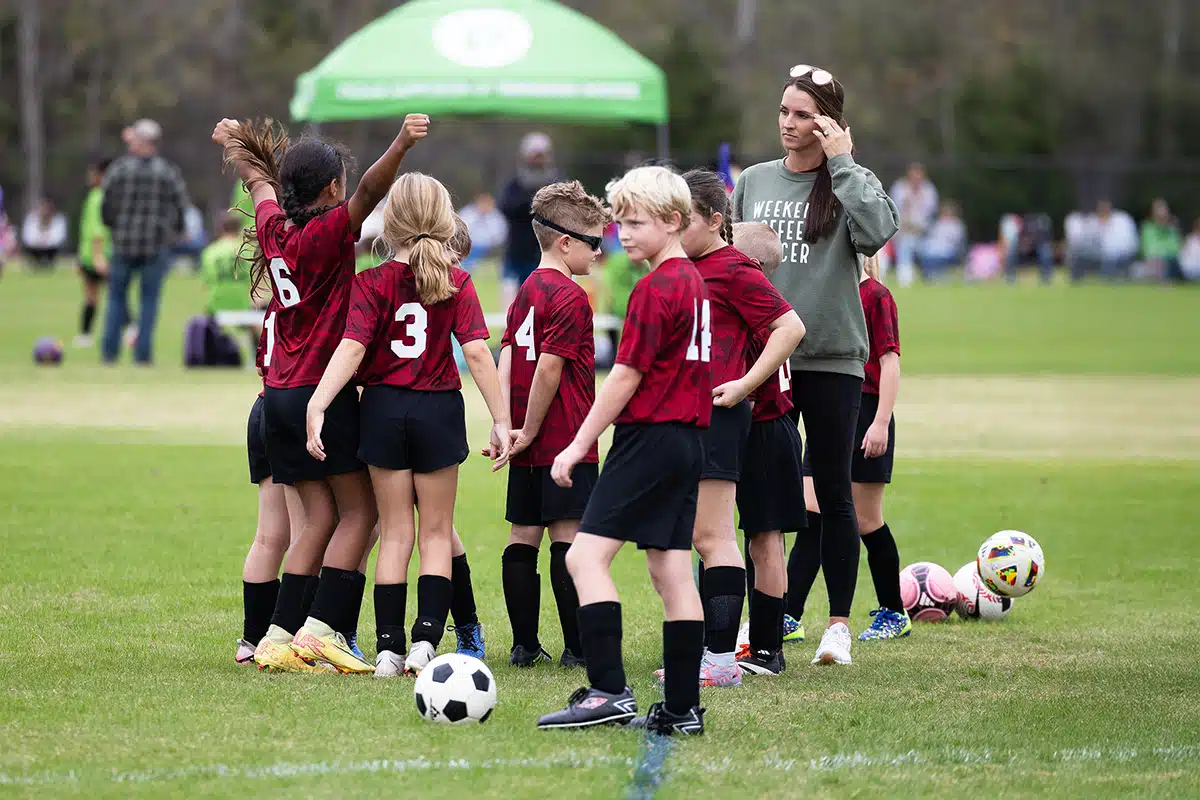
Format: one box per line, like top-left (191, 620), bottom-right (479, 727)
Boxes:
top-left (731, 64), bottom-right (899, 666)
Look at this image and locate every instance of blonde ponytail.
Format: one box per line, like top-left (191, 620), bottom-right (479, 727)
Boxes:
top-left (380, 172), bottom-right (458, 304)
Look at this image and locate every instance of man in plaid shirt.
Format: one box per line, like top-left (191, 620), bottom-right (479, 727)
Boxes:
top-left (100, 118), bottom-right (190, 364)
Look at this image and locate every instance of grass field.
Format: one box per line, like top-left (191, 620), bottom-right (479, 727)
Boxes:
top-left (1, 266), bottom-right (1199, 798)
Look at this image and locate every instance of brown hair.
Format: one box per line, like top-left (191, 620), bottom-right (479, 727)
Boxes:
top-left (218, 211), bottom-right (244, 237)
top-left (531, 181), bottom-right (611, 251)
top-left (380, 172), bottom-right (457, 305)
top-left (682, 169), bottom-right (732, 245)
top-left (783, 73), bottom-right (846, 243)
top-left (449, 213), bottom-right (472, 262)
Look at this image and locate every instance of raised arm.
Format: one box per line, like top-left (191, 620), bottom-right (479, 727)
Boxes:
top-left (212, 119), bottom-right (277, 210)
top-left (346, 114), bottom-right (429, 232)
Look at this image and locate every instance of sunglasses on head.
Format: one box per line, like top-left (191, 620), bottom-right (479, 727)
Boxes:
top-left (534, 215), bottom-right (602, 251)
top-left (790, 64), bottom-right (835, 86)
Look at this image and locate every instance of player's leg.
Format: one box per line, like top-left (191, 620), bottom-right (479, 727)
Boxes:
top-left (786, 473), bottom-right (822, 638)
top-left (854, 481), bottom-right (909, 640)
top-left (503, 522), bottom-right (549, 666)
top-left (636, 548), bottom-right (705, 734)
top-left (404, 465), bottom-right (459, 674)
top-left (238, 476), bottom-right (289, 664)
top-left (449, 526), bottom-right (485, 659)
top-left (738, 531), bottom-right (787, 675)
top-left (548, 519), bottom-right (584, 667)
top-left (691, 478), bottom-right (744, 685)
top-left (75, 268), bottom-right (102, 346)
top-left (367, 466), bottom-right (416, 677)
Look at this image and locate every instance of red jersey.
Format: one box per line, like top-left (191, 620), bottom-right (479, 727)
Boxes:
top-left (615, 258), bottom-right (713, 427)
top-left (691, 245), bottom-right (791, 388)
top-left (500, 268), bottom-right (597, 467)
top-left (255, 201), bottom-right (357, 388)
top-left (860, 277), bottom-right (900, 395)
top-left (747, 328), bottom-right (794, 422)
top-left (343, 261), bottom-right (489, 391)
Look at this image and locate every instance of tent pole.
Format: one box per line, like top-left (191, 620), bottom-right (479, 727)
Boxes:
top-left (656, 124), bottom-right (669, 161)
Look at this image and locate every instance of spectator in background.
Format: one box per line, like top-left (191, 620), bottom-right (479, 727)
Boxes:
top-left (1064, 208), bottom-right (1101, 282)
top-left (1140, 197), bottom-right (1182, 282)
top-left (101, 118), bottom-right (190, 365)
top-left (75, 158), bottom-right (114, 347)
top-left (918, 200), bottom-right (967, 280)
top-left (21, 198), bottom-right (68, 269)
top-left (173, 204), bottom-right (208, 270)
top-left (1178, 218), bottom-right (1200, 282)
top-left (498, 132), bottom-right (560, 308)
top-left (456, 192), bottom-right (507, 271)
top-left (1094, 199), bottom-right (1138, 281)
top-left (889, 162), bottom-right (938, 286)
top-left (201, 211), bottom-right (257, 356)
top-left (1001, 211), bottom-right (1055, 284)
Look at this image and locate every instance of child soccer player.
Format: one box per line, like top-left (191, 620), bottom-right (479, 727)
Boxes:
top-left (789, 254), bottom-right (909, 641)
top-left (305, 172), bottom-right (512, 677)
top-left (74, 158), bottom-right (112, 347)
top-left (537, 166), bottom-right (709, 736)
top-left (729, 222), bottom-right (808, 675)
top-left (201, 211), bottom-right (257, 353)
top-left (497, 181), bottom-right (611, 668)
top-left (678, 170), bottom-right (804, 687)
top-left (214, 113), bottom-right (428, 674)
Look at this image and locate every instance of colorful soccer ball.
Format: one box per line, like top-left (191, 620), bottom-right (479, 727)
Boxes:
top-left (976, 530), bottom-right (1044, 598)
top-left (953, 562), bottom-right (1013, 620)
top-left (899, 562), bottom-right (958, 622)
top-left (413, 653), bottom-right (496, 724)
top-left (33, 337), bottom-right (63, 365)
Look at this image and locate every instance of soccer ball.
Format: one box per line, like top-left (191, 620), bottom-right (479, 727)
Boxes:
top-left (33, 337), bottom-right (63, 365)
top-left (953, 562), bottom-right (1013, 620)
top-left (976, 530), bottom-right (1044, 598)
top-left (899, 562), bottom-right (957, 622)
top-left (413, 653), bottom-right (496, 724)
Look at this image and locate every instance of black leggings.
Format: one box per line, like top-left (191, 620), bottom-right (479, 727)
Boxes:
top-left (787, 370), bottom-right (862, 618)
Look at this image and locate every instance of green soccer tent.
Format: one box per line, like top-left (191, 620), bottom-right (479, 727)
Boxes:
top-left (290, 0), bottom-right (669, 154)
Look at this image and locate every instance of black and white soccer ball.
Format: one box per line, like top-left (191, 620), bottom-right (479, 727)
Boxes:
top-left (413, 653), bottom-right (496, 724)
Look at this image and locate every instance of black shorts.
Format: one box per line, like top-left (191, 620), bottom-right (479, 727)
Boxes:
top-left (247, 395), bottom-right (271, 485)
top-left (801, 392), bottom-right (894, 484)
top-left (737, 415), bottom-right (807, 535)
top-left (506, 463), bottom-right (599, 527)
top-left (79, 263), bottom-right (106, 284)
top-left (579, 423), bottom-right (703, 551)
top-left (263, 384), bottom-right (363, 485)
top-left (357, 385), bottom-right (468, 473)
top-left (700, 400), bottom-right (752, 481)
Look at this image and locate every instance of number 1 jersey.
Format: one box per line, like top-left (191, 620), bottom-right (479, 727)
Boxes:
top-left (500, 268), bottom-right (598, 467)
top-left (343, 260), bottom-right (489, 390)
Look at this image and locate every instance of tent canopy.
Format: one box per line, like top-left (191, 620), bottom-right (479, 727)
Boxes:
top-left (290, 0), bottom-right (668, 126)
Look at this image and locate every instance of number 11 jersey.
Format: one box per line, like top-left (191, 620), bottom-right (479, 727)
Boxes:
top-left (343, 260), bottom-right (489, 390)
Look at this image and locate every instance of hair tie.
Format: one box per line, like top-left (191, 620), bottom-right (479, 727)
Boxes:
top-left (414, 234), bottom-right (432, 242)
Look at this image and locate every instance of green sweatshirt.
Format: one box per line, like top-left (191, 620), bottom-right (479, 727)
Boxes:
top-left (732, 154), bottom-right (899, 378)
top-left (200, 236), bottom-right (250, 314)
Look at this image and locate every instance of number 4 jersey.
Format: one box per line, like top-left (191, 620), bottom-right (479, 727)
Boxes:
top-left (343, 261), bottom-right (489, 390)
top-left (500, 267), bottom-right (598, 467)
top-left (615, 257), bottom-right (713, 428)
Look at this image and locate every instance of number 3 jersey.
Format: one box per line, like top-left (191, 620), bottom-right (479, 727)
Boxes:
top-left (500, 268), bottom-right (598, 467)
top-left (343, 261), bottom-right (489, 390)
top-left (615, 257), bottom-right (713, 428)
top-left (255, 200), bottom-right (357, 389)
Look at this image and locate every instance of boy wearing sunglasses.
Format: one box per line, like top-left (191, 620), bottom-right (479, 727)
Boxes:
top-left (498, 181), bottom-right (611, 669)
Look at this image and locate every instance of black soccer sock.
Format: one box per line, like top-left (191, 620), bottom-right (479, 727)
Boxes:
top-left (743, 535), bottom-right (756, 597)
top-left (300, 574), bottom-right (320, 619)
top-left (662, 620), bottom-right (704, 715)
top-left (862, 523), bottom-right (903, 613)
top-left (411, 574), bottom-right (452, 646)
top-left (374, 582), bottom-right (407, 654)
top-left (242, 579), bottom-right (280, 644)
top-left (578, 602), bottom-right (626, 694)
top-left (786, 514), bottom-right (823, 619)
top-left (81, 302), bottom-right (97, 336)
top-left (338, 571), bottom-right (366, 642)
top-left (450, 553), bottom-right (479, 627)
top-left (549, 541), bottom-right (581, 655)
top-left (749, 589), bottom-right (784, 653)
top-left (701, 565), bottom-right (745, 655)
top-left (269, 572), bottom-right (310, 635)
top-left (308, 567), bottom-right (359, 632)
top-left (502, 543), bottom-right (541, 650)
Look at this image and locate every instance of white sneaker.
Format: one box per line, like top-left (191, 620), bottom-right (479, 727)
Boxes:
top-left (811, 622), bottom-right (853, 665)
top-left (735, 621), bottom-right (750, 650)
top-left (374, 650), bottom-right (405, 678)
top-left (235, 638), bottom-right (255, 665)
top-left (404, 641), bottom-right (436, 675)
top-left (123, 325), bottom-right (138, 349)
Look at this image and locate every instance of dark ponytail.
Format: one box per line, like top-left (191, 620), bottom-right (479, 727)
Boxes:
top-left (681, 168), bottom-right (732, 245)
top-left (783, 74), bottom-right (847, 243)
top-left (221, 118), bottom-right (287, 301)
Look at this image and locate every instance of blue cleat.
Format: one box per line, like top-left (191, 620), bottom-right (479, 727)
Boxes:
top-left (857, 608), bottom-right (912, 641)
top-left (452, 622), bottom-right (485, 660)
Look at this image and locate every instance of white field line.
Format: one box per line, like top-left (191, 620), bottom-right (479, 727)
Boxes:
top-left (2, 745), bottom-right (1197, 786)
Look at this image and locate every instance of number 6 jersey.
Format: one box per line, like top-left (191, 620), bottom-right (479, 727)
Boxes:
top-left (500, 267), bottom-right (598, 467)
top-left (343, 260), bottom-right (489, 390)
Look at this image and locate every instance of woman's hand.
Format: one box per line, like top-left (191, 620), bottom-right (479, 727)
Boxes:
top-left (813, 115), bottom-right (852, 158)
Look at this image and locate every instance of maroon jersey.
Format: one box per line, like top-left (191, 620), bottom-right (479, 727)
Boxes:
top-left (344, 261), bottom-right (489, 391)
top-left (255, 200), bottom-right (357, 388)
top-left (500, 269), bottom-right (597, 467)
top-left (615, 258), bottom-right (713, 427)
top-left (747, 328), bottom-right (794, 423)
top-left (860, 276), bottom-right (900, 395)
top-left (692, 245), bottom-right (791, 387)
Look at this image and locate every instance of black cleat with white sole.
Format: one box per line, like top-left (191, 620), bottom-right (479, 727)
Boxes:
top-left (559, 648), bottom-right (586, 668)
top-left (627, 702), bottom-right (705, 736)
top-left (537, 686), bottom-right (638, 729)
top-left (736, 648), bottom-right (785, 676)
top-left (510, 644), bottom-right (553, 667)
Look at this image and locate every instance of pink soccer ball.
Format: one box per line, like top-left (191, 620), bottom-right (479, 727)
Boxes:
top-left (899, 562), bottom-right (958, 622)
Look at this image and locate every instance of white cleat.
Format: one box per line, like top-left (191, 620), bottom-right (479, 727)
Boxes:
top-left (374, 650), bottom-right (405, 678)
top-left (811, 622), bottom-right (853, 665)
top-left (235, 638), bottom-right (256, 665)
top-left (735, 621), bottom-right (750, 650)
top-left (404, 641), bottom-right (436, 675)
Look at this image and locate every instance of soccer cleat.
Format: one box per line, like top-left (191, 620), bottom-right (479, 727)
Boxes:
top-left (734, 642), bottom-right (751, 662)
top-left (253, 635), bottom-right (330, 673)
top-left (404, 641), bottom-right (436, 675)
top-left (451, 622), bottom-right (486, 660)
top-left (290, 626), bottom-right (375, 674)
top-left (627, 702), bottom-right (705, 736)
top-left (736, 648), bottom-right (785, 676)
top-left (346, 633), bottom-right (366, 661)
top-left (374, 650), bottom-right (405, 678)
top-left (812, 622), bottom-right (853, 665)
top-left (72, 334), bottom-right (94, 348)
top-left (510, 644), bottom-right (552, 668)
top-left (560, 648), bottom-right (586, 668)
top-left (655, 651), bottom-right (742, 687)
top-left (736, 621), bottom-right (750, 650)
top-left (782, 615), bottom-right (805, 643)
top-left (236, 638), bottom-right (256, 665)
top-left (858, 608), bottom-right (913, 641)
top-left (536, 686), bottom-right (638, 729)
